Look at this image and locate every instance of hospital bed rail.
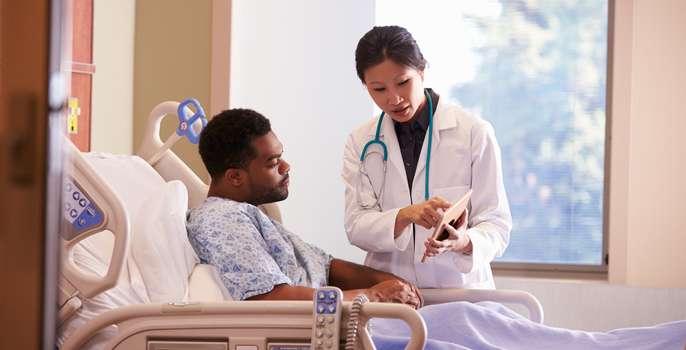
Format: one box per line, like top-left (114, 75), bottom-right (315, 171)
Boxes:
top-left (137, 100), bottom-right (207, 209)
top-left (58, 137), bottom-right (131, 324)
top-left (59, 300), bottom-right (427, 350)
top-left (419, 287), bottom-right (544, 324)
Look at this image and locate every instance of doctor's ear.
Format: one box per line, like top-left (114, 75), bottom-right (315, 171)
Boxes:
top-left (224, 168), bottom-right (245, 187)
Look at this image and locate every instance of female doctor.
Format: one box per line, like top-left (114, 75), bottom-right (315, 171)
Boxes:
top-left (342, 26), bottom-right (511, 289)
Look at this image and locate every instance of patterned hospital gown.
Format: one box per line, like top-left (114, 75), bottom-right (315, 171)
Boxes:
top-left (186, 197), bottom-right (334, 301)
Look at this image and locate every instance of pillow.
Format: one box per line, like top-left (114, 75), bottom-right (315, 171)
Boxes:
top-left (127, 180), bottom-right (199, 303)
top-left (84, 152), bottom-right (167, 225)
top-left (188, 264), bottom-right (235, 301)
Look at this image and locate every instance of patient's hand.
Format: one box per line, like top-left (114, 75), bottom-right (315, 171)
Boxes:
top-left (329, 258), bottom-right (423, 309)
top-left (365, 279), bottom-right (423, 310)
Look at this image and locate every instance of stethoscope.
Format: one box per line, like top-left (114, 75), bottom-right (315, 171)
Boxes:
top-left (357, 89), bottom-right (434, 209)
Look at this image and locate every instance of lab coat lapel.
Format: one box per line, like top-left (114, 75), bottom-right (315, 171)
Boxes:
top-left (413, 99), bottom-right (456, 196)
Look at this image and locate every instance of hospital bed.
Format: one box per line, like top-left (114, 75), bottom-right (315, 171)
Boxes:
top-left (56, 100), bottom-right (547, 350)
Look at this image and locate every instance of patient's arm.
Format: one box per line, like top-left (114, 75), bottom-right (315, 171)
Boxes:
top-left (245, 284), bottom-right (317, 301)
top-left (329, 258), bottom-right (398, 288)
top-left (329, 259), bottom-right (423, 309)
top-left (246, 282), bottom-right (423, 310)
top-left (245, 259), bottom-right (423, 309)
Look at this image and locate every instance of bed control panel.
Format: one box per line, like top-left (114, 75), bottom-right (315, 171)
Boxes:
top-left (312, 286), bottom-right (343, 350)
top-left (61, 178), bottom-right (104, 240)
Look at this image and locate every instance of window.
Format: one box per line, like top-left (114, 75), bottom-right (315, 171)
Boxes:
top-left (377, 0), bottom-right (609, 273)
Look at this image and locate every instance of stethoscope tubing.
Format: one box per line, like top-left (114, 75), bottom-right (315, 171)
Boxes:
top-left (357, 89), bottom-right (434, 208)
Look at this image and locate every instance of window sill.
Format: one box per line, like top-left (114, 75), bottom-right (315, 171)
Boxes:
top-left (492, 263), bottom-right (608, 282)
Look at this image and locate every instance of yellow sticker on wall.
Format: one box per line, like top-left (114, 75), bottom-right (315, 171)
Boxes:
top-left (67, 98), bottom-right (79, 134)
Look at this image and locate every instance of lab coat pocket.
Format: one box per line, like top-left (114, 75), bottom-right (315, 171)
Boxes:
top-left (432, 253), bottom-right (466, 286)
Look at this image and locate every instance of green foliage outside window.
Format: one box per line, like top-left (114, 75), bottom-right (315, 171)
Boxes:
top-left (451, 0), bottom-right (609, 265)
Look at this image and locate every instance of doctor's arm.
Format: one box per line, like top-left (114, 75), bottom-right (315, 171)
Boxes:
top-left (418, 123), bottom-right (509, 268)
top-left (458, 123), bottom-right (511, 271)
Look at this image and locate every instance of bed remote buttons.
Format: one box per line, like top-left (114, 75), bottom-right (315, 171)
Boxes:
top-left (62, 178), bottom-right (103, 234)
top-left (312, 286), bottom-right (342, 350)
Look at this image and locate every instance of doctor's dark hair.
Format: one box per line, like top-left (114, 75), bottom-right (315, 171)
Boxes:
top-left (355, 25), bottom-right (427, 84)
top-left (198, 108), bottom-right (272, 183)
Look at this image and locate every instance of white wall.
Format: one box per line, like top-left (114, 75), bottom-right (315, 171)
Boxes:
top-left (608, 0), bottom-right (686, 288)
top-left (229, 0), bottom-right (375, 264)
top-left (91, 0), bottom-right (135, 154)
top-left (624, 0), bottom-right (686, 287)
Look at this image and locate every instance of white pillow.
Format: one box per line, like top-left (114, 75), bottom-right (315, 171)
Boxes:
top-left (188, 264), bottom-right (235, 301)
top-left (84, 153), bottom-right (166, 225)
top-left (127, 180), bottom-right (199, 303)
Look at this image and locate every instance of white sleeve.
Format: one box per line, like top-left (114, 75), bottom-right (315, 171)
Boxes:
top-left (456, 122), bottom-right (512, 273)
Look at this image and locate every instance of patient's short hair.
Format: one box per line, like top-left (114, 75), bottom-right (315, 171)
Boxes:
top-left (199, 108), bottom-right (272, 183)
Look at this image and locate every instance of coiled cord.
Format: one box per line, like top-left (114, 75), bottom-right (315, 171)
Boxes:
top-left (345, 294), bottom-right (370, 350)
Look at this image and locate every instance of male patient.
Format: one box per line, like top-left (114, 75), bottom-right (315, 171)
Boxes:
top-left (186, 108), bottom-right (423, 309)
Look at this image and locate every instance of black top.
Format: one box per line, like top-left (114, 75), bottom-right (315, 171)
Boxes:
top-left (393, 88), bottom-right (440, 191)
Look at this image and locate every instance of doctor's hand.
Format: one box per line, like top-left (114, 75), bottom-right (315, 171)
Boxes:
top-left (394, 197), bottom-right (451, 238)
top-left (422, 208), bottom-right (472, 261)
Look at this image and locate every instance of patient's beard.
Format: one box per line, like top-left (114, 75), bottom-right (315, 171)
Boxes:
top-left (246, 175), bottom-right (289, 206)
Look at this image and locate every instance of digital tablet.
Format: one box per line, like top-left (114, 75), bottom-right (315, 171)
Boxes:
top-left (421, 189), bottom-right (472, 263)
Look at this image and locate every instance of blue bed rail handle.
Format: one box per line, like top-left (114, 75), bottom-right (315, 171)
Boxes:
top-left (176, 98), bottom-right (206, 144)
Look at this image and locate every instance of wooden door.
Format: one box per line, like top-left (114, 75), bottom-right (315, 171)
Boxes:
top-left (0, 0), bottom-right (66, 348)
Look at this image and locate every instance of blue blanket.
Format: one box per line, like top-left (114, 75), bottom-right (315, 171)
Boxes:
top-left (372, 302), bottom-right (686, 350)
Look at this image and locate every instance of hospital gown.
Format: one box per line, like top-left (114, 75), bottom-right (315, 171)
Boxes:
top-left (186, 197), bottom-right (334, 301)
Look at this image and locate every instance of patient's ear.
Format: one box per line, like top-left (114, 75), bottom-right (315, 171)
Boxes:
top-left (225, 168), bottom-right (244, 187)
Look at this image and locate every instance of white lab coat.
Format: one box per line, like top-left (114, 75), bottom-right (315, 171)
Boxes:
top-left (342, 97), bottom-right (511, 289)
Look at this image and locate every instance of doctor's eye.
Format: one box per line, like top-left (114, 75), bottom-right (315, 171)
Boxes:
top-left (398, 79), bottom-right (409, 86)
top-left (373, 87), bottom-right (386, 92)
